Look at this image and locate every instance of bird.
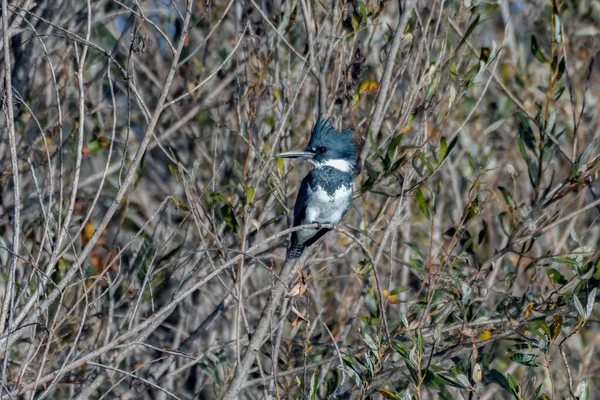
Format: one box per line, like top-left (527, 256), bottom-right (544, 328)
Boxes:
top-left (277, 116), bottom-right (356, 260)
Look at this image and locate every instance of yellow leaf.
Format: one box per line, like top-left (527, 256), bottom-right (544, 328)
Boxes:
top-left (170, 197), bottom-right (190, 212)
top-left (81, 220), bottom-right (94, 247)
top-left (376, 389), bottom-right (399, 399)
top-left (273, 88), bottom-right (280, 101)
top-left (383, 289), bottom-right (401, 304)
top-left (277, 157), bottom-right (285, 179)
top-left (478, 329), bottom-right (492, 340)
top-left (401, 125), bottom-right (413, 134)
top-left (358, 80), bottom-right (379, 94)
top-left (524, 301), bottom-right (535, 318)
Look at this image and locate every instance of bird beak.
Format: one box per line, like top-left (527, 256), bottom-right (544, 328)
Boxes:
top-left (276, 150), bottom-right (315, 159)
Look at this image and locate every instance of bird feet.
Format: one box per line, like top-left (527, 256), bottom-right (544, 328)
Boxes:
top-left (309, 221), bottom-right (323, 230)
top-left (310, 221), bottom-right (335, 230)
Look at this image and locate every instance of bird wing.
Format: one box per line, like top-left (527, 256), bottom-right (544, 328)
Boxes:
top-left (287, 174), bottom-right (312, 259)
top-left (291, 171), bottom-right (331, 249)
top-left (293, 173), bottom-right (312, 226)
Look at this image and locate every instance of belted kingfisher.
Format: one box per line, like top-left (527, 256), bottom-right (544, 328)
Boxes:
top-left (277, 116), bottom-right (356, 259)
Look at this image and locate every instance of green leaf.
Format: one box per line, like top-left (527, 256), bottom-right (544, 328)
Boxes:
top-left (245, 187), bottom-right (255, 205)
top-left (531, 35), bottom-right (549, 63)
top-left (510, 353), bottom-right (542, 367)
top-left (386, 134), bottom-right (404, 161)
top-left (415, 189), bottom-right (430, 220)
top-left (424, 71), bottom-right (441, 104)
top-left (506, 373), bottom-right (520, 400)
top-left (455, 15), bottom-right (480, 53)
top-left (497, 211), bottom-right (510, 237)
top-left (547, 268), bottom-right (568, 285)
top-left (309, 367), bottom-right (319, 400)
top-left (533, 318), bottom-right (551, 339)
top-left (586, 288), bottom-right (597, 319)
top-left (528, 383), bottom-right (543, 400)
top-left (416, 329), bottom-right (424, 358)
top-left (168, 164), bottom-right (182, 183)
top-left (527, 157), bottom-right (539, 188)
top-left (430, 371), bottom-right (469, 389)
top-left (369, 128), bottom-right (383, 159)
top-left (574, 294), bottom-right (586, 319)
top-left (556, 57), bottom-right (566, 80)
top-left (554, 85), bottom-right (566, 100)
top-left (86, 139), bottom-right (102, 154)
top-left (365, 292), bottom-right (379, 314)
top-left (399, 311), bottom-right (409, 329)
top-left (518, 112), bottom-right (536, 150)
top-left (206, 191), bottom-right (227, 208)
top-left (389, 286), bottom-right (409, 296)
top-left (486, 369), bottom-right (511, 392)
top-left (467, 153), bottom-right (477, 175)
top-left (361, 329), bottom-right (379, 353)
top-left (340, 363), bottom-right (363, 387)
top-left (439, 137), bottom-right (448, 160)
top-left (359, 315), bottom-right (381, 326)
top-left (0, 237), bottom-right (7, 267)
top-left (419, 153), bottom-right (435, 174)
top-left (445, 137), bottom-right (458, 160)
top-left (498, 186), bottom-right (514, 208)
top-left (517, 137), bottom-right (529, 163)
top-left (572, 139), bottom-right (598, 177)
top-left (358, 1), bottom-right (368, 18)
top-left (580, 379), bottom-right (590, 400)
top-left (350, 12), bottom-right (361, 32)
top-left (400, 388), bottom-right (412, 400)
top-left (376, 388), bottom-right (402, 400)
top-left (221, 204), bottom-right (239, 233)
top-left (483, 119), bottom-right (505, 136)
top-left (507, 342), bottom-right (533, 353)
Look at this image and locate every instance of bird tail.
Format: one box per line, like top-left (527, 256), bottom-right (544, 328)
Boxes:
top-left (287, 228), bottom-right (332, 260)
top-left (287, 234), bottom-right (305, 260)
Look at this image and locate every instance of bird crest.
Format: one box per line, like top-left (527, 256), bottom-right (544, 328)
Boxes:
top-left (306, 116), bottom-right (356, 166)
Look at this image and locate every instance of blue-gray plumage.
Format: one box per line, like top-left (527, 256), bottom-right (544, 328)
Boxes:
top-left (277, 116), bottom-right (356, 260)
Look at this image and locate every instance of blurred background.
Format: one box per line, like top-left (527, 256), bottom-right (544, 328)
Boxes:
top-left (0, 0), bottom-right (599, 398)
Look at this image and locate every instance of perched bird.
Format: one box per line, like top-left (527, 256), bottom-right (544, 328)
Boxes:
top-left (277, 116), bottom-right (356, 259)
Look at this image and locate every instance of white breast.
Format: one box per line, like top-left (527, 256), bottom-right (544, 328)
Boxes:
top-left (305, 185), bottom-right (352, 225)
top-left (297, 185), bottom-right (351, 245)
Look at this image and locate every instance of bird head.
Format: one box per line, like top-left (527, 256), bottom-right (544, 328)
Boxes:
top-left (277, 116), bottom-right (356, 171)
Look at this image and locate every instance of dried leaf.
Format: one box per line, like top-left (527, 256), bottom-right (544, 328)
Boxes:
top-left (290, 305), bottom-right (308, 325)
top-left (473, 363), bottom-right (482, 383)
top-left (551, 314), bottom-right (562, 340)
top-left (286, 270), bottom-right (308, 298)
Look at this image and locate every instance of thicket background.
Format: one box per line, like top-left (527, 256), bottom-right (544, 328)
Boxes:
top-left (0, 0), bottom-right (599, 398)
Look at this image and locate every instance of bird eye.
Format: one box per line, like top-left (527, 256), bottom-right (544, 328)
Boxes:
top-left (317, 147), bottom-right (326, 153)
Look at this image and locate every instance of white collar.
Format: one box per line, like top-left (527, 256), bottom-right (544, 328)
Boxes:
top-left (311, 158), bottom-right (354, 172)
